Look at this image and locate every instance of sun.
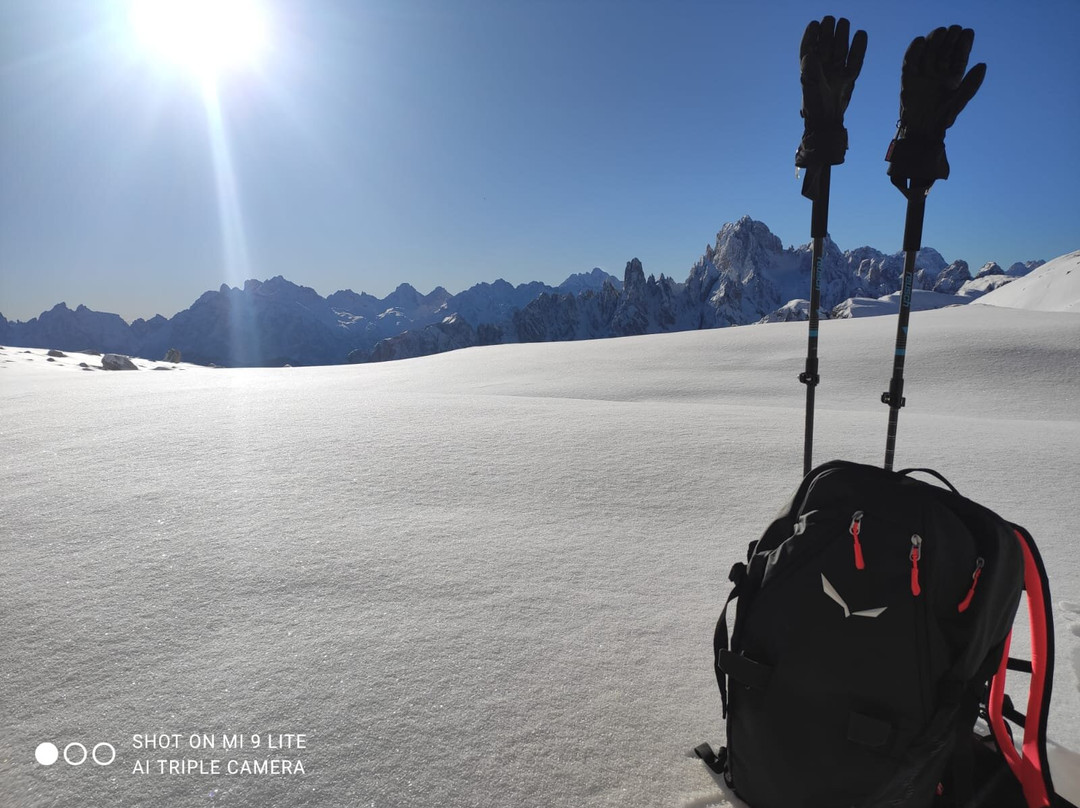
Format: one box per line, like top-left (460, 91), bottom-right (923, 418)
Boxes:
top-left (130, 0), bottom-right (268, 79)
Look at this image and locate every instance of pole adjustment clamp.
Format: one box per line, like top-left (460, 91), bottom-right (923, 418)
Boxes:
top-left (882, 377), bottom-right (906, 408)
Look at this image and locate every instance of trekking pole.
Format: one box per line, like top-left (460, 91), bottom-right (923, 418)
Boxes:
top-left (799, 169), bottom-right (829, 476)
top-left (882, 26), bottom-right (985, 470)
top-left (795, 16), bottom-right (866, 476)
top-left (882, 185), bottom-right (928, 471)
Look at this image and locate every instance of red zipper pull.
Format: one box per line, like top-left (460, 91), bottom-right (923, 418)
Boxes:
top-left (957, 557), bottom-right (985, 613)
top-left (910, 535), bottom-right (923, 596)
top-left (850, 511), bottom-right (866, 570)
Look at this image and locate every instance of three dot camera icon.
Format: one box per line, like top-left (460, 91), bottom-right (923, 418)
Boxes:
top-left (35, 741), bottom-right (116, 767)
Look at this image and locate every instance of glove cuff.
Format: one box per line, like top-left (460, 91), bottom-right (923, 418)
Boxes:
top-left (885, 131), bottom-right (950, 186)
top-left (795, 125), bottom-right (848, 168)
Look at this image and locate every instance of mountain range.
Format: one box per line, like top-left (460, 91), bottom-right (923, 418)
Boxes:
top-left (0, 216), bottom-right (1046, 367)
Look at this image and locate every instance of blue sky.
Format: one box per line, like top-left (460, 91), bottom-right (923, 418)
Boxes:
top-left (1, 0), bottom-right (1077, 322)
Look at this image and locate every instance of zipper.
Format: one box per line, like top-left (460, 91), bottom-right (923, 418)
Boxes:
top-left (849, 511), bottom-right (866, 570)
top-left (909, 534), bottom-right (923, 596)
top-left (910, 532), bottom-right (931, 722)
top-left (957, 557), bottom-right (985, 613)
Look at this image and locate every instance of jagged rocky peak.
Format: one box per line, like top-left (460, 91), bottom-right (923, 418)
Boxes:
top-left (933, 260), bottom-right (973, 295)
top-left (759, 299), bottom-right (814, 324)
top-left (130, 314), bottom-right (168, 339)
top-left (1007, 259), bottom-right (1044, 277)
top-left (246, 276), bottom-right (327, 307)
top-left (484, 279), bottom-right (516, 293)
top-left (383, 282), bottom-right (424, 310)
top-left (365, 310), bottom-right (478, 363)
top-left (623, 258), bottom-right (646, 292)
top-left (558, 267), bottom-right (622, 294)
top-left (976, 261), bottom-right (1005, 279)
top-left (913, 248), bottom-right (948, 277)
top-left (712, 216), bottom-right (786, 281)
top-left (564, 267), bottom-right (602, 283)
top-left (326, 288), bottom-right (383, 313)
top-left (260, 275), bottom-right (301, 293)
top-left (5, 214), bottom-right (1057, 368)
top-left (426, 286), bottom-right (452, 304)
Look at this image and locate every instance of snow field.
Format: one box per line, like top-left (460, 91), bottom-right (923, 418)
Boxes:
top-left (1, 303), bottom-right (1078, 807)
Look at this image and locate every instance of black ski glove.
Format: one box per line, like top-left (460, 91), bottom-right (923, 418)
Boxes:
top-left (886, 25), bottom-right (986, 194)
top-left (795, 16), bottom-right (867, 170)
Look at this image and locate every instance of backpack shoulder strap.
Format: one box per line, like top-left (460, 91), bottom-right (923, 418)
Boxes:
top-left (987, 526), bottom-right (1061, 808)
top-left (695, 563), bottom-right (748, 783)
top-left (710, 561), bottom-right (750, 719)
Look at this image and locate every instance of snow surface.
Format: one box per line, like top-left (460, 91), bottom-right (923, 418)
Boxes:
top-left (0, 347), bottom-right (198, 374)
top-left (831, 289), bottom-right (970, 319)
top-left (976, 250), bottom-right (1080, 313)
top-left (2, 303), bottom-right (1079, 807)
top-left (956, 274), bottom-right (1017, 299)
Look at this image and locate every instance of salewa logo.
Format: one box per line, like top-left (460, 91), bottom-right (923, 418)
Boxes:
top-left (821, 574), bottom-right (888, 618)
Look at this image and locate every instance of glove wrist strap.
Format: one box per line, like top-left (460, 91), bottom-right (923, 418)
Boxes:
top-left (795, 124), bottom-right (848, 168)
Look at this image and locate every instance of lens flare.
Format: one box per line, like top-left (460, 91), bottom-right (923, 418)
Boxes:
top-left (129, 0), bottom-right (272, 364)
top-left (130, 0), bottom-right (268, 79)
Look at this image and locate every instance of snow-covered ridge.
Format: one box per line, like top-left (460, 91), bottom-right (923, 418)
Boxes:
top-left (0, 216), bottom-right (1063, 366)
top-left (975, 250), bottom-right (1080, 313)
top-left (0, 271), bottom-right (619, 368)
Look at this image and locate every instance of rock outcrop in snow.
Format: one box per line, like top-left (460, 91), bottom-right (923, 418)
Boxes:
top-left (931, 261), bottom-right (972, 295)
top-left (101, 353), bottom-right (139, 370)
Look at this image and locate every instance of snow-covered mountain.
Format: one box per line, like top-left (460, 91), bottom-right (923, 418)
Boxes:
top-left (360, 218), bottom-right (1056, 361)
top-left (557, 267), bottom-right (624, 296)
top-left (975, 249), bottom-right (1080, 313)
top-left (830, 250), bottom-right (1080, 320)
top-left (0, 217), bottom-right (1054, 366)
top-left (0, 302), bottom-right (150, 357)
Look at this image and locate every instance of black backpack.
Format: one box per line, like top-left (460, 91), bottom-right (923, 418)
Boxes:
top-left (695, 460), bottom-right (1070, 807)
top-left (696, 20), bottom-right (1076, 805)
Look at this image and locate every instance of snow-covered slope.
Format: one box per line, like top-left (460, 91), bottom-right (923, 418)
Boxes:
top-left (0, 346), bottom-right (199, 373)
top-left (957, 273), bottom-right (1018, 299)
top-left (2, 304), bottom-right (1078, 807)
top-left (830, 289), bottom-right (970, 319)
top-left (975, 250), bottom-right (1080, 313)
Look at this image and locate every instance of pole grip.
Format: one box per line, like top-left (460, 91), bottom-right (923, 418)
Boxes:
top-left (810, 167), bottom-right (832, 239)
top-left (902, 186), bottom-right (929, 252)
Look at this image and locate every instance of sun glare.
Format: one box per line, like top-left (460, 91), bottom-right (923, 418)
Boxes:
top-left (130, 0), bottom-right (268, 79)
top-left (127, 0), bottom-right (269, 361)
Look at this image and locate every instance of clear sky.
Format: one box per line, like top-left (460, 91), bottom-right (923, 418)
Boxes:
top-left (1, 0), bottom-right (1077, 323)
